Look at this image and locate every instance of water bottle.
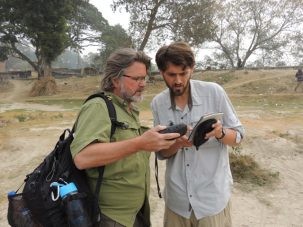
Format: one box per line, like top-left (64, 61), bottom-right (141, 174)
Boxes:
top-left (7, 191), bottom-right (40, 227)
top-left (7, 191), bottom-right (17, 225)
top-left (8, 191), bottom-right (17, 197)
top-left (50, 182), bottom-right (91, 227)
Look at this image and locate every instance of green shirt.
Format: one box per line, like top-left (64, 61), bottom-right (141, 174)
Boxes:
top-left (70, 93), bottom-right (150, 227)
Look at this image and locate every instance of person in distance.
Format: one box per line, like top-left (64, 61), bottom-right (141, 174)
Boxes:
top-left (294, 68), bottom-right (303, 92)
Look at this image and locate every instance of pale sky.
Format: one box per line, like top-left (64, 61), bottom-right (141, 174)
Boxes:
top-left (84, 1), bottom-right (208, 62)
top-left (82, 0), bottom-right (129, 55)
top-left (89, 0), bottom-right (129, 29)
top-left (85, 1), bottom-right (296, 66)
top-left (85, 1), bottom-right (209, 61)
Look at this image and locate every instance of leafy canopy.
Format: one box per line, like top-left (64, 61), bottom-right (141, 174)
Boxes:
top-left (0, 0), bottom-right (86, 77)
top-left (112, 0), bottom-right (216, 50)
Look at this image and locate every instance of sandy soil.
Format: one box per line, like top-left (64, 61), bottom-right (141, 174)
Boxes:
top-left (0, 79), bottom-right (303, 227)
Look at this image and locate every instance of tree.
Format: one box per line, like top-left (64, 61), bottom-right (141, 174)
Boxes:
top-left (68, 3), bottom-right (133, 71)
top-left (4, 44), bottom-right (36, 70)
top-left (93, 24), bottom-right (132, 71)
top-left (69, 1), bottom-right (109, 50)
top-left (0, 0), bottom-right (86, 78)
top-left (210, 0), bottom-right (303, 68)
top-left (0, 44), bottom-right (10, 61)
top-left (289, 30), bottom-right (303, 65)
top-left (82, 52), bottom-right (99, 68)
top-left (53, 49), bottom-right (87, 69)
top-left (112, 0), bottom-right (216, 50)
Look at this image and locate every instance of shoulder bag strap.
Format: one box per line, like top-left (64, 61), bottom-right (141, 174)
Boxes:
top-left (83, 92), bottom-right (119, 195)
top-left (83, 92), bottom-right (122, 224)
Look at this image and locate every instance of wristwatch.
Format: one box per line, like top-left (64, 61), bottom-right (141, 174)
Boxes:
top-left (235, 131), bottom-right (242, 143)
top-left (216, 128), bottom-right (226, 140)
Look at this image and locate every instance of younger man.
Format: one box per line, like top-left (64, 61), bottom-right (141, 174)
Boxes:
top-left (151, 42), bottom-right (244, 227)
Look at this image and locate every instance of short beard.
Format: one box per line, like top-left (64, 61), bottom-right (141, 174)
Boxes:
top-left (120, 83), bottom-right (144, 103)
top-left (166, 79), bottom-right (190, 97)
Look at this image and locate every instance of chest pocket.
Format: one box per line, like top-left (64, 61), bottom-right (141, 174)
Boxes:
top-left (112, 121), bottom-right (141, 142)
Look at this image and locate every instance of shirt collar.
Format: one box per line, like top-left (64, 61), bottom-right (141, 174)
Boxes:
top-left (189, 80), bottom-right (204, 106)
top-left (107, 92), bottom-right (139, 113)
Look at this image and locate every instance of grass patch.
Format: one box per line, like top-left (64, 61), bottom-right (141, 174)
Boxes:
top-left (230, 94), bottom-right (303, 111)
top-left (30, 76), bottom-right (57, 96)
top-left (138, 96), bottom-right (153, 111)
top-left (145, 80), bottom-right (167, 94)
top-left (272, 130), bottom-right (303, 145)
top-left (193, 70), bottom-right (239, 85)
top-left (26, 98), bottom-right (83, 109)
top-left (1, 109), bottom-right (76, 126)
top-left (0, 118), bottom-right (9, 128)
top-left (0, 80), bottom-right (13, 91)
top-left (278, 132), bottom-right (290, 138)
top-left (15, 114), bottom-right (28, 122)
top-left (230, 151), bottom-right (279, 187)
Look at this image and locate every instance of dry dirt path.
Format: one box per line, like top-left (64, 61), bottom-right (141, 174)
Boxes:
top-left (224, 72), bottom-right (291, 89)
top-left (149, 110), bottom-right (303, 227)
top-left (0, 79), bottom-right (30, 102)
top-left (1, 78), bottom-right (303, 227)
top-left (0, 80), bottom-right (65, 113)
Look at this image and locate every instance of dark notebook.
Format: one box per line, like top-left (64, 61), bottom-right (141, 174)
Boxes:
top-left (188, 112), bottom-right (224, 149)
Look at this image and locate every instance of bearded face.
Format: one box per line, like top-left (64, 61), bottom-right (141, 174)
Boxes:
top-left (165, 78), bottom-right (190, 97)
top-left (162, 64), bottom-right (192, 97)
top-left (120, 81), bottom-right (144, 103)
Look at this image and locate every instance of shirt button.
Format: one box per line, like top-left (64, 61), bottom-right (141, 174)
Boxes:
top-left (187, 164), bottom-right (189, 166)
top-left (190, 195), bottom-right (192, 197)
top-left (181, 117), bottom-right (183, 119)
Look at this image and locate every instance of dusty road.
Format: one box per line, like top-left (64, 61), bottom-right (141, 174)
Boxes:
top-left (1, 78), bottom-right (303, 227)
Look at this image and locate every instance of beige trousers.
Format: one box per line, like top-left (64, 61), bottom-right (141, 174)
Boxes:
top-left (99, 213), bottom-right (147, 227)
top-left (163, 201), bottom-right (232, 227)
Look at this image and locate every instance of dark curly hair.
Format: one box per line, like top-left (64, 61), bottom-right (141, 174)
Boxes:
top-left (155, 41), bottom-right (195, 71)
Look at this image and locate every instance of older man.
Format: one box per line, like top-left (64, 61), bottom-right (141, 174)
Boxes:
top-left (71, 48), bottom-right (180, 227)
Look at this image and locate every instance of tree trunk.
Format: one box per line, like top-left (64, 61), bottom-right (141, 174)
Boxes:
top-left (237, 58), bottom-right (243, 69)
top-left (12, 43), bottom-right (39, 72)
top-left (138, 0), bottom-right (163, 51)
top-left (31, 57), bottom-right (57, 96)
top-left (43, 63), bottom-right (52, 77)
top-left (37, 56), bottom-right (52, 79)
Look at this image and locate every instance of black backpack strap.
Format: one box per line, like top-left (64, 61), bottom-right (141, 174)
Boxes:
top-left (83, 92), bottom-right (118, 137)
top-left (91, 94), bottom-right (114, 189)
top-left (81, 92), bottom-right (122, 222)
top-left (155, 156), bottom-right (162, 198)
top-left (83, 92), bottom-right (119, 191)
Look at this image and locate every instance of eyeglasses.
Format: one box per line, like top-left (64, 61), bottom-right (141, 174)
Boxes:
top-left (122, 75), bottom-right (148, 83)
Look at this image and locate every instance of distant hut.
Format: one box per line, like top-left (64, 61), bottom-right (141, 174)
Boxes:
top-left (81, 67), bottom-right (98, 76)
top-left (0, 61), bottom-right (6, 72)
top-left (0, 70), bottom-right (31, 79)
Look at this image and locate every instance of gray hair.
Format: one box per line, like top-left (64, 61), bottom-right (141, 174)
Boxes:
top-left (101, 48), bottom-right (151, 91)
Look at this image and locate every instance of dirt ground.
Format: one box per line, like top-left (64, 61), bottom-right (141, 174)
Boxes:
top-left (0, 77), bottom-right (303, 227)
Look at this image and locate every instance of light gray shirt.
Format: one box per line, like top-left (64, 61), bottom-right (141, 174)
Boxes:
top-left (151, 80), bottom-right (244, 219)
